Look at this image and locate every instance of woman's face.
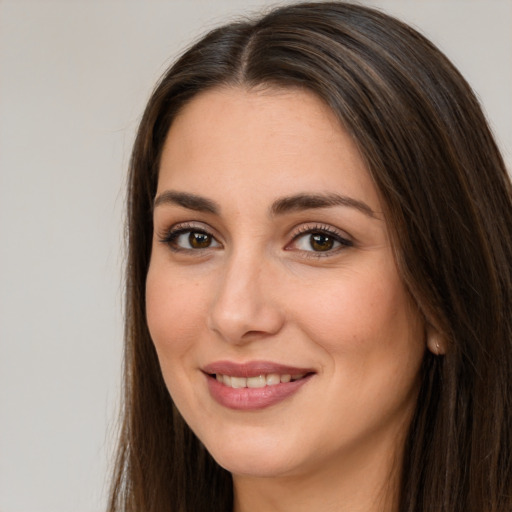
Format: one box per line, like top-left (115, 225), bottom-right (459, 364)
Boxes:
top-left (146, 87), bottom-right (426, 479)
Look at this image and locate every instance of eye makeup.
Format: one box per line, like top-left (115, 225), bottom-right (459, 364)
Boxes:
top-left (288, 223), bottom-right (353, 252)
top-left (157, 219), bottom-right (354, 260)
top-left (158, 222), bottom-right (222, 253)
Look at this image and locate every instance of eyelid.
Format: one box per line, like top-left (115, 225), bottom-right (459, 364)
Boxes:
top-left (286, 223), bottom-right (353, 256)
top-left (158, 221), bottom-right (222, 251)
top-left (156, 220), bottom-right (353, 256)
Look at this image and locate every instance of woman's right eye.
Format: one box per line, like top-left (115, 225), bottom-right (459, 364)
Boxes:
top-left (161, 228), bottom-right (221, 251)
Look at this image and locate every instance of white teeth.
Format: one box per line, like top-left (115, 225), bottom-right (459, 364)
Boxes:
top-left (247, 375), bottom-right (266, 388)
top-left (215, 372), bottom-right (307, 388)
top-left (230, 376), bottom-right (247, 388)
top-left (266, 373), bottom-right (281, 386)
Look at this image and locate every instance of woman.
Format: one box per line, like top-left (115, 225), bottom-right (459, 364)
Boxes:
top-left (108, 2), bottom-right (512, 511)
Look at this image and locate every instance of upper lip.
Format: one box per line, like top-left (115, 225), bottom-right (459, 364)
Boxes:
top-left (202, 360), bottom-right (315, 378)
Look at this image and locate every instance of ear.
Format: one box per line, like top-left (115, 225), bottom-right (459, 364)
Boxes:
top-left (426, 325), bottom-right (446, 355)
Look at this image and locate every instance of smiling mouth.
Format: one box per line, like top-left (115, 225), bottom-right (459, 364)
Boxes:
top-left (204, 364), bottom-right (314, 410)
top-left (211, 373), bottom-right (309, 389)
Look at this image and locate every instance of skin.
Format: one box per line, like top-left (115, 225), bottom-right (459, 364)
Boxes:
top-left (146, 86), bottom-right (426, 512)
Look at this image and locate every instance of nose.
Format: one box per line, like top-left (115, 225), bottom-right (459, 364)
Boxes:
top-left (207, 251), bottom-right (285, 344)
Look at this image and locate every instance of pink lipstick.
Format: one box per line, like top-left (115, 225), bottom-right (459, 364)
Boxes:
top-left (202, 361), bottom-right (314, 410)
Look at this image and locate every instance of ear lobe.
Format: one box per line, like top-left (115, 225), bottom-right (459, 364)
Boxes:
top-left (426, 327), bottom-right (446, 355)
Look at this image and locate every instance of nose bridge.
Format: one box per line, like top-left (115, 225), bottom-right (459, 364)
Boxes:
top-left (208, 245), bottom-right (283, 343)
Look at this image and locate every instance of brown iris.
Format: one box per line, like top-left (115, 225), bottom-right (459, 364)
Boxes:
top-left (189, 231), bottom-right (212, 249)
top-left (310, 233), bottom-right (335, 251)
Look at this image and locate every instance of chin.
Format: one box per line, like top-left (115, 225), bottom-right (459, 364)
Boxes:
top-left (201, 431), bottom-right (304, 478)
top-left (214, 453), bottom-right (300, 479)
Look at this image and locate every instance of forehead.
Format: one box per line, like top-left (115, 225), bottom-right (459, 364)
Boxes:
top-left (157, 86), bottom-right (381, 214)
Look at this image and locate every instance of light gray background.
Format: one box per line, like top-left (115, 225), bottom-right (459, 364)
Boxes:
top-left (0, 1), bottom-right (511, 511)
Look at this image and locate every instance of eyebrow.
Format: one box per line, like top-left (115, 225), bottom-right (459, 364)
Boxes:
top-left (153, 190), bottom-right (376, 218)
top-left (153, 190), bottom-right (219, 214)
top-left (270, 192), bottom-right (376, 218)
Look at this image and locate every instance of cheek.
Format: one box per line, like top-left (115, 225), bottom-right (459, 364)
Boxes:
top-left (287, 263), bottom-right (424, 368)
top-left (145, 262), bottom-right (207, 362)
top-left (288, 268), bottom-right (424, 440)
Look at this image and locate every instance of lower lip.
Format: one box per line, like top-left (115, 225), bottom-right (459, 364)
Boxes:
top-left (205, 374), bottom-right (313, 410)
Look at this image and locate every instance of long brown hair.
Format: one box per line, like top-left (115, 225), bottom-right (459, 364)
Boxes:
top-left (108, 3), bottom-right (512, 511)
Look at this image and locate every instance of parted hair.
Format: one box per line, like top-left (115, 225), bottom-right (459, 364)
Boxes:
top-left (108, 3), bottom-right (512, 511)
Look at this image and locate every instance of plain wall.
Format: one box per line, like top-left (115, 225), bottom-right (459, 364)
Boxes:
top-left (0, 1), bottom-right (511, 511)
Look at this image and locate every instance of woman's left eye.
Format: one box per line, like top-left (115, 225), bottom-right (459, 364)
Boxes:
top-left (290, 228), bottom-right (353, 254)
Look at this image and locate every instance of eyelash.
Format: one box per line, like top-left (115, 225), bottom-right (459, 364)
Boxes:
top-left (158, 222), bottom-right (353, 256)
top-left (288, 224), bottom-right (353, 258)
top-left (158, 222), bottom-right (221, 253)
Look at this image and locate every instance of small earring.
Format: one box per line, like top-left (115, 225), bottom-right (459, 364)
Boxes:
top-left (427, 329), bottom-right (444, 355)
